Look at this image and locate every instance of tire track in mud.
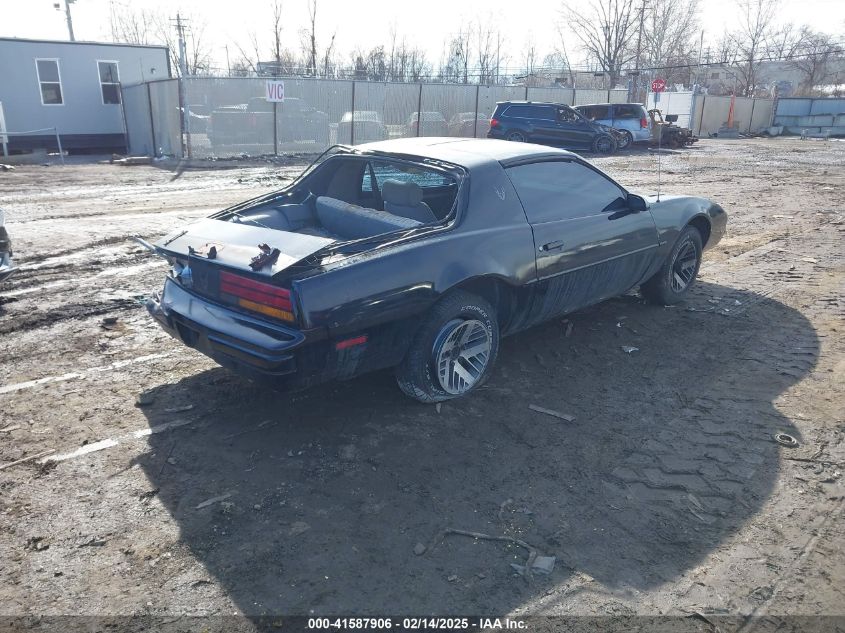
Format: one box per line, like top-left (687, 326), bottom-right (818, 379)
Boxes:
top-left (0, 297), bottom-right (143, 335)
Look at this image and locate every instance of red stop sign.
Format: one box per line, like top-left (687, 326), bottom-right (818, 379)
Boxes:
top-left (651, 78), bottom-right (666, 92)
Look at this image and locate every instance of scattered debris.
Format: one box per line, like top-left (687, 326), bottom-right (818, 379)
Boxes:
top-left (775, 433), bottom-right (800, 448)
top-left (0, 164), bottom-right (16, 171)
top-left (25, 536), bottom-right (49, 552)
top-left (431, 528), bottom-right (548, 583)
top-left (413, 543), bottom-right (427, 556)
top-left (565, 321), bottom-right (574, 337)
top-left (511, 555), bottom-right (556, 576)
top-left (435, 402), bottom-right (442, 414)
top-left (0, 449), bottom-right (56, 471)
top-left (528, 404), bottom-right (575, 422)
top-left (249, 243), bottom-right (281, 271)
top-left (48, 438), bottom-right (119, 462)
top-left (447, 574), bottom-right (458, 582)
top-left (191, 579), bottom-right (213, 588)
top-left (100, 316), bottom-right (119, 328)
top-left (195, 492), bottom-right (233, 510)
top-left (164, 404), bottom-right (195, 413)
top-left (621, 346), bottom-right (639, 354)
top-left (113, 156), bottom-right (152, 166)
top-left (498, 498), bottom-right (514, 522)
top-left (78, 536), bottom-right (107, 548)
top-left (139, 488), bottom-right (159, 503)
top-left (0, 424), bottom-right (21, 433)
top-left (289, 521), bottom-right (310, 537)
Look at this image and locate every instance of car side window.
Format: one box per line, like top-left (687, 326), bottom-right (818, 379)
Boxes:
top-left (585, 105), bottom-right (611, 120)
top-left (506, 160), bottom-right (627, 223)
top-left (614, 104), bottom-right (641, 119)
top-left (505, 105), bottom-right (555, 120)
top-left (556, 107), bottom-right (581, 124)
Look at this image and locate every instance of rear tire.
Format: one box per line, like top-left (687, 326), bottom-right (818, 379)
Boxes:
top-left (507, 130), bottom-right (527, 142)
top-left (641, 225), bottom-right (703, 305)
top-left (396, 291), bottom-right (499, 403)
top-left (617, 130), bottom-right (633, 150)
top-left (593, 134), bottom-right (616, 154)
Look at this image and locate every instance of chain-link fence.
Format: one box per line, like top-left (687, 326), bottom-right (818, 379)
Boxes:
top-left (122, 76), bottom-right (630, 159)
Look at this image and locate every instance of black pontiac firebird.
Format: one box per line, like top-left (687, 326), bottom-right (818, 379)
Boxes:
top-left (144, 138), bottom-right (726, 402)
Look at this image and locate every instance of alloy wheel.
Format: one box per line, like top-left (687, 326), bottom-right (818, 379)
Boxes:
top-left (433, 319), bottom-right (492, 395)
top-left (671, 239), bottom-right (698, 292)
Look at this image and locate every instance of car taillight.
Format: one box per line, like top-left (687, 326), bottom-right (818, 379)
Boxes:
top-left (640, 117), bottom-right (649, 129)
top-left (490, 118), bottom-right (499, 128)
top-left (219, 270), bottom-right (295, 323)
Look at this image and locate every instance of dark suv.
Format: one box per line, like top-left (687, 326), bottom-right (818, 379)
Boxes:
top-left (487, 101), bottom-right (617, 153)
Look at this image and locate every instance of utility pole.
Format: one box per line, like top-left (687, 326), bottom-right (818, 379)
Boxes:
top-left (633, 0), bottom-right (647, 102)
top-left (58, 0), bottom-right (76, 41)
top-left (175, 13), bottom-right (188, 76)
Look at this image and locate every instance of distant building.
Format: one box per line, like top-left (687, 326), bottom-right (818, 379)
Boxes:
top-left (0, 37), bottom-right (170, 154)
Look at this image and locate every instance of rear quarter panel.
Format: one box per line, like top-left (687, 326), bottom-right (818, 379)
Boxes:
top-left (643, 195), bottom-right (727, 278)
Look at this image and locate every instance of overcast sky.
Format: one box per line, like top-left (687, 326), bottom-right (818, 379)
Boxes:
top-left (3, 0), bottom-right (844, 73)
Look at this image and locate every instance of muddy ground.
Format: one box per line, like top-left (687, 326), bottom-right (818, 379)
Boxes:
top-left (0, 139), bottom-right (843, 629)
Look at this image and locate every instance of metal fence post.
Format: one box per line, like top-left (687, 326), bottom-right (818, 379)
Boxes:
top-left (748, 98), bottom-right (755, 134)
top-left (118, 84), bottom-right (130, 154)
top-left (146, 83), bottom-right (156, 156)
top-left (54, 127), bottom-right (65, 165)
top-left (350, 81), bottom-right (356, 145)
top-left (416, 83), bottom-right (423, 136)
top-left (474, 84), bottom-right (480, 138)
top-left (273, 101), bottom-right (279, 155)
top-left (697, 95), bottom-right (706, 137)
top-left (524, 85), bottom-right (529, 100)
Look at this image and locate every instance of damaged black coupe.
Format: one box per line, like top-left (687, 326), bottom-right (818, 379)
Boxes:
top-left (143, 138), bottom-right (726, 402)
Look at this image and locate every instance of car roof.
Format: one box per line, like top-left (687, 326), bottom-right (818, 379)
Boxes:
top-left (576, 102), bottom-right (644, 107)
top-left (353, 137), bottom-right (577, 168)
top-left (496, 101), bottom-right (572, 107)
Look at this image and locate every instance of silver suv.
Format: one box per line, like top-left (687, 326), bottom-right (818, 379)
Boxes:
top-left (575, 103), bottom-right (652, 149)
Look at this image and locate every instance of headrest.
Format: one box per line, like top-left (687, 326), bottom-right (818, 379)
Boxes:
top-left (381, 179), bottom-right (423, 206)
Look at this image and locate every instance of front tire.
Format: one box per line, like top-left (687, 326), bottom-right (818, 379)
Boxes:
top-left (641, 225), bottom-right (703, 305)
top-left (396, 291), bottom-right (500, 403)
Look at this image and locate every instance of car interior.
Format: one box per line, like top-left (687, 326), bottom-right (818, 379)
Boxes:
top-left (227, 156), bottom-right (461, 242)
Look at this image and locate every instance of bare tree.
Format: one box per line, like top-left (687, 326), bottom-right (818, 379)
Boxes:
top-left (301, 0), bottom-right (319, 76)
top-left (788, 28), bottom-right (839, 95)
top-left (109, 5), bottom-right (157, 45)
top-left (551, 25), bottom-right (576, 87)
top-left (439, 29), bottom-right (472, 83)
top-left (270, 0), bottom-right (284, 75)
top-left (475, 21), bottom-right (497, 84)
top-left (641, 0), bottom-right (699, 85)
top-left (562, 0), bottom-right (638, 87)
top-left (724, 0), bottom-right (780, 96)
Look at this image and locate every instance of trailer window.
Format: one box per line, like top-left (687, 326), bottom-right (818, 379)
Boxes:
top-left (36, 59), bottom-right (63, 105)
top-left (98, 61), bottom-right (121, 105)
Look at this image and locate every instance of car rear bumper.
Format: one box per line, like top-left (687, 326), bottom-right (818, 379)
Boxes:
top-left (147, 277), bottom-right (306, 378)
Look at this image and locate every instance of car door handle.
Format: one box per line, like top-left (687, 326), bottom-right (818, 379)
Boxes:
top-left (540, 240), bottom-right (565, 252)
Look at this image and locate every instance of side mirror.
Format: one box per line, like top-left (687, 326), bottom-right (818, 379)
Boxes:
top-left (627, 193), bottom-right (648, 212)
